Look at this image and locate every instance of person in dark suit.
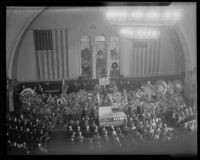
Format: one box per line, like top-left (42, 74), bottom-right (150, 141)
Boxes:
top-left (81, 107), bottom-right (88, 119)
top-left (75, 132), bottom-right (85, 145)
top-left (74, 120), bottom-right (80, 131)
top-left (101, 130), bottom-right (110, 150)
top-left (82, 125), bottom-right (91, 140)
top-left (38, 85), bottom-right (43, 94)
top-left (99, 126), bottom-right (106, 137)
top-left (109, 131), bottom-right (122, 150)
top-left (68, 136), bottom-right (75, 145)
top-left (67, 83), bottom-right (76, 94)
top-left (90, 120), bottom-right (97, 134)
top-left (66, 126), bottom-right (74, 139)
top-left (75, 126), bottom-right (81, 137)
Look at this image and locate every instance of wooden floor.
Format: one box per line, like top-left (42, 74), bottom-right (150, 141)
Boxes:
top-left (46, 127), bottom-right (197, 155)
top-left (47, 128), bottom-right (93, 154)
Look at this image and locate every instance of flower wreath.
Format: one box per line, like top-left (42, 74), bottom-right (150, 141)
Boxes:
top-left (20, 88), bottom-right (37, 104)
top-left (172, 80), bottom-right (183, 94)
top-left (135, 88), bottom-right (144, 99)
top-left (127, 90), bottom-right (136, 103)
top-left (155, 80), bottom-right (168, 97)
top-left (141, 81), bottom-right (155, 102)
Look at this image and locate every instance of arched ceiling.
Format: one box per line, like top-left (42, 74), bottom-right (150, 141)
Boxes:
top-left (6, 6), bottom-right (194, 80)
top-left (6, 7), bottom-right (47, 78)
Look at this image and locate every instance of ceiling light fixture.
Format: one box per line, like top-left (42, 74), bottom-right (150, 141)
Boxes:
top-left (106, 8), bottom-right (182, 25)
top-left (120, 27), bottom-right (160, 39)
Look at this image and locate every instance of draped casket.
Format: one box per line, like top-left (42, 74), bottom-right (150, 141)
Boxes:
top-left (98, 106), bottom-right (127, 126)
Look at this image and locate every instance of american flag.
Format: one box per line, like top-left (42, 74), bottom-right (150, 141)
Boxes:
top-left (133, 38), bottom-right (161, 76)
top-left (33, 29), bottom-right (69, 80)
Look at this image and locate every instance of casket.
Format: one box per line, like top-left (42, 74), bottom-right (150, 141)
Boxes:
top-left (98, 106), bottom-right (127, 126)
top-left (111, 103), bottom-right (121, 109)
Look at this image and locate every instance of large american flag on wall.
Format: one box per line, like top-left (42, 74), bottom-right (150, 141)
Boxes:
top-left (133, 38), bottom-right (161, 76)
top-left (33, 29), bottom-right (69, 80)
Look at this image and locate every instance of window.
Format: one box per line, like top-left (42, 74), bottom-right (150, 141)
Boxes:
top-left (95, 35), bottom-right (106, 78)
top-left (79, 35), bottom-right (121, 79)
top-left (80, 36), bottom-right (92, 78)
top-left (110, 36), bottom-right (120, 78)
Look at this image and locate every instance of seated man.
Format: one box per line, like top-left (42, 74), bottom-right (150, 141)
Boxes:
top-left (82, 125), bottom-right (91, 140)
top-left (66, 126), bottom-right (74, 138)
top-left (101, 130), bottom-right (109, 147)
top-left (75, 132), bottom-right (85, 144)
top-left (99, 126), bottom-right (107, 137)
top-left (75, 126), bottom-right (81, 137)
top-left (37, 143), bottom-right (47, 155)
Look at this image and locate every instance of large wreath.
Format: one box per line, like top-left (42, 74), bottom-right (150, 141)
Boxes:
top-left (141, 81), bottom-right (155, 102)
top-left (135, 88), bottom-right (144, 99)
top-left (172, 80), bottom-right (183, 94)
top-left (155, 80), bottom-right (168, 98)
top-left (20, 88), bottom-right (37, 104)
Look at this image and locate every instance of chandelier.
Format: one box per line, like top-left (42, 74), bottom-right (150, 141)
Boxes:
top-left (106, 7), bottom-right (182, 26)
top-left (105, 7), bottom-right (182, 39)
top-left (120, 27), bottom-right (160, 40)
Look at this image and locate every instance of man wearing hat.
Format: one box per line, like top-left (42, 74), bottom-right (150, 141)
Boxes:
top-left (75, 132), bottom-right (85, 145)
top-left (67, 131), bottom-right (75, 146)
top-left (101, 130), bottom-right (109, 144)
top-left (66, 125), bottom-right (74, 139)
top-left (83, 125), bottom-right (91, 140)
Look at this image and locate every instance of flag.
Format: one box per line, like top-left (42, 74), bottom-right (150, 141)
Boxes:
top-left (33, 29), bottom-right (69, 81)
top-left (133, 38), bottom-right (161, 76)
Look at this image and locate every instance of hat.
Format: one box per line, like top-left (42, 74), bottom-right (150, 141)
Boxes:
top-left (77, 126), bottom-right (81, 131)
top-left (112, 131), bottom-right (117, 136)
top-left (78, 132), bottom-right (82, 136)
top-left (101, 126), bottom-right (106, 131)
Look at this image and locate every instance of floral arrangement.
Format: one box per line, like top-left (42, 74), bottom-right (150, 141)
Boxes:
top-left (19, 79), bottom-right (185, 127)
top-left (172, 80), bottom-right (183, 94)
top-left (121, 79), bottom-right (186, 120)
top-left (141, 81), bottom-right (155, 102)
top-left (155, 80), bottom-right (168, 98)
top-left (20, 88), bottom-right (37, 105)
top-left (62, 89), bottom-right (97, 114)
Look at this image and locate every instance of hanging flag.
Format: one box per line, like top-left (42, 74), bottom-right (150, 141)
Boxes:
top-left (133, 38), bottom-right (160, 76)
top-left (33, 29), bottom-right (69, 81)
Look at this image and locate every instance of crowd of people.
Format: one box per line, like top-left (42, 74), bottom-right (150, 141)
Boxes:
top-left (6, 79), bottom-right (197, 154)
top-left (6, 112), bottom-right (50, 154)
top-left (62, 104), bottom-right (196, 153)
